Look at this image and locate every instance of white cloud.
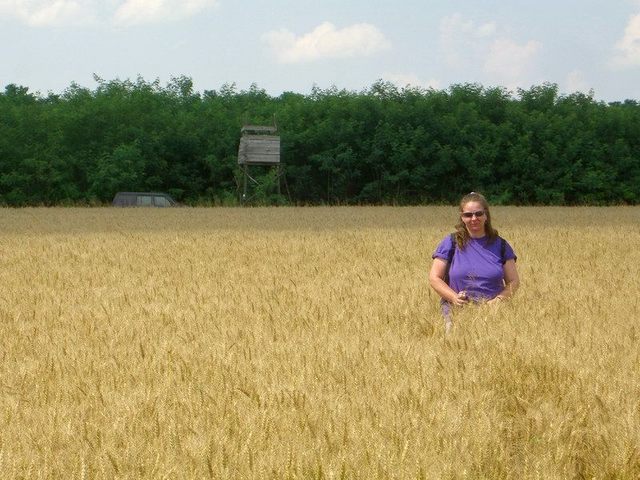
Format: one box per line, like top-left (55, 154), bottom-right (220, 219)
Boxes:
top-left (439, 14), bottom-right (497, 68)
top-left (484, 37), bottom-right (542, 86)
top-left (439, 13), bottom-right (542, 89)
top-left (476, 22), bottom-right (497, 37)
top-left (0, 0), bottom-right (217, 26)
top-left (612, 13), bottom-right (640, 68)
top-left (262, 22), bottom-right (391, 63)
top-left (113, 0), bottom-right (218, 26)
top-left (384, 73), bottom-right (441, 90)
top-left (565, 69), bottom-right (591, 93)
top-left (0, 0), bottom-right (96, 26)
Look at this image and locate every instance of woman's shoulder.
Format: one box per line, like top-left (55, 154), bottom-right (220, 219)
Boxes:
top-left (432, 233), bottom-right (456, 259)
top-left (494, 235), bottom-right (517, 261)
top-left (441, 233), bottom-right (456, 248)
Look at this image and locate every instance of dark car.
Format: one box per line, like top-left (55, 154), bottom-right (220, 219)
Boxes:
top-left (112, 192), bottom-right (178, 207)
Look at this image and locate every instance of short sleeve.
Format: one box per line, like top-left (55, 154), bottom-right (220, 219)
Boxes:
top-left (503, 239), bottom-right (517, 263)
top-left (432, 235), bottom-right (454, 261)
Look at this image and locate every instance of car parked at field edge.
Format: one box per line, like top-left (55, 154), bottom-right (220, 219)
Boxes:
top-left (112, 192), bottom-right (179, 207)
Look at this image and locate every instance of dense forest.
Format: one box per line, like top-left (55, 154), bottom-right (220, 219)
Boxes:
top-left (1, 76), bottom-right (639, 206)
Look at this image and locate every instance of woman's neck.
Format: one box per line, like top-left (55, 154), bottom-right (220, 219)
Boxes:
top-left (468, 230), bottom-right (486, 239)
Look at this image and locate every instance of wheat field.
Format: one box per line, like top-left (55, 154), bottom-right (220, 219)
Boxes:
top-left (0, 206), bottom-right (639, 479)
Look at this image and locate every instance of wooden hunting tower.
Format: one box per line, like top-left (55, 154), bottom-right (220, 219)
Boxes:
top-left (237, 125), bottom-right (280, 166)
top-left (237, 124), bottom-right (286, 203)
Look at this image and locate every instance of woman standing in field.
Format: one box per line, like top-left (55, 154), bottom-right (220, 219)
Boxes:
top-left (429, 192), bottom-right (519, 331)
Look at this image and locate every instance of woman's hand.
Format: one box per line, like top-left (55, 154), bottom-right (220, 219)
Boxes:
top-left (429, 259), bottom-right (470, 307)
top-left (429, 258), bottom-right (459, 303)
top-left (486, 260), bottom-right (520, 306)
top-left (450, 290), bottom-right (469, 307)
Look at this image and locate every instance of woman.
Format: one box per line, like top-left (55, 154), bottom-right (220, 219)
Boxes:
top-left (429, 192), bottom-right (519, 330)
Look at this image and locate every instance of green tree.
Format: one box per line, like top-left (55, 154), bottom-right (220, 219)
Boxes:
top-left (89, 143), bottom-right (145, 201)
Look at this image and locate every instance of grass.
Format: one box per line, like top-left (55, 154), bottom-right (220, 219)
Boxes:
top-left (0, 206), bottom-right (639, 479)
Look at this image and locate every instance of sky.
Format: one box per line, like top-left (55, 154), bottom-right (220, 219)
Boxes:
top-left (1, 0), bottom-right (640, 102)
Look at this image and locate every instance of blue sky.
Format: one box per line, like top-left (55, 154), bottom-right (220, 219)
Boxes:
top-left (1, 0), bottom-right (639, 101)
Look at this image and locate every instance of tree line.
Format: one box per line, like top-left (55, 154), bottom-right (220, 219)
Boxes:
top-left (1, 76), bottom-right (639, 206)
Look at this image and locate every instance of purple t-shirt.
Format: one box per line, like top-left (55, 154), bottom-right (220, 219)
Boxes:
top-left (432, 235), bottom-right (517, 301)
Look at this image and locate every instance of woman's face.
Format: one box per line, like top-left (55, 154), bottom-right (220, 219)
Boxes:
top-left (460, 200), bottom-right (487, 237)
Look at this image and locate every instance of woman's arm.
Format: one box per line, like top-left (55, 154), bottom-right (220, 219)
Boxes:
top-left (488, 259), bottom-right (520, 303)
top-left (429, 258), bottom-right (468, 306)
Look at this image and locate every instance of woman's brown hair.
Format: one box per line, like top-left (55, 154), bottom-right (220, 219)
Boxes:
top-left (454, 192), bottom-right (499, 248)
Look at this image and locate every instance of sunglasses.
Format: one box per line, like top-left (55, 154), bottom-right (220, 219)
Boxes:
top-left (461, 210), bottom-right (485, 219)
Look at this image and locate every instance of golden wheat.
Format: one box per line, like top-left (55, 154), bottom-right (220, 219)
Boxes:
top-left (0, 206), bottom-right (639, 479)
